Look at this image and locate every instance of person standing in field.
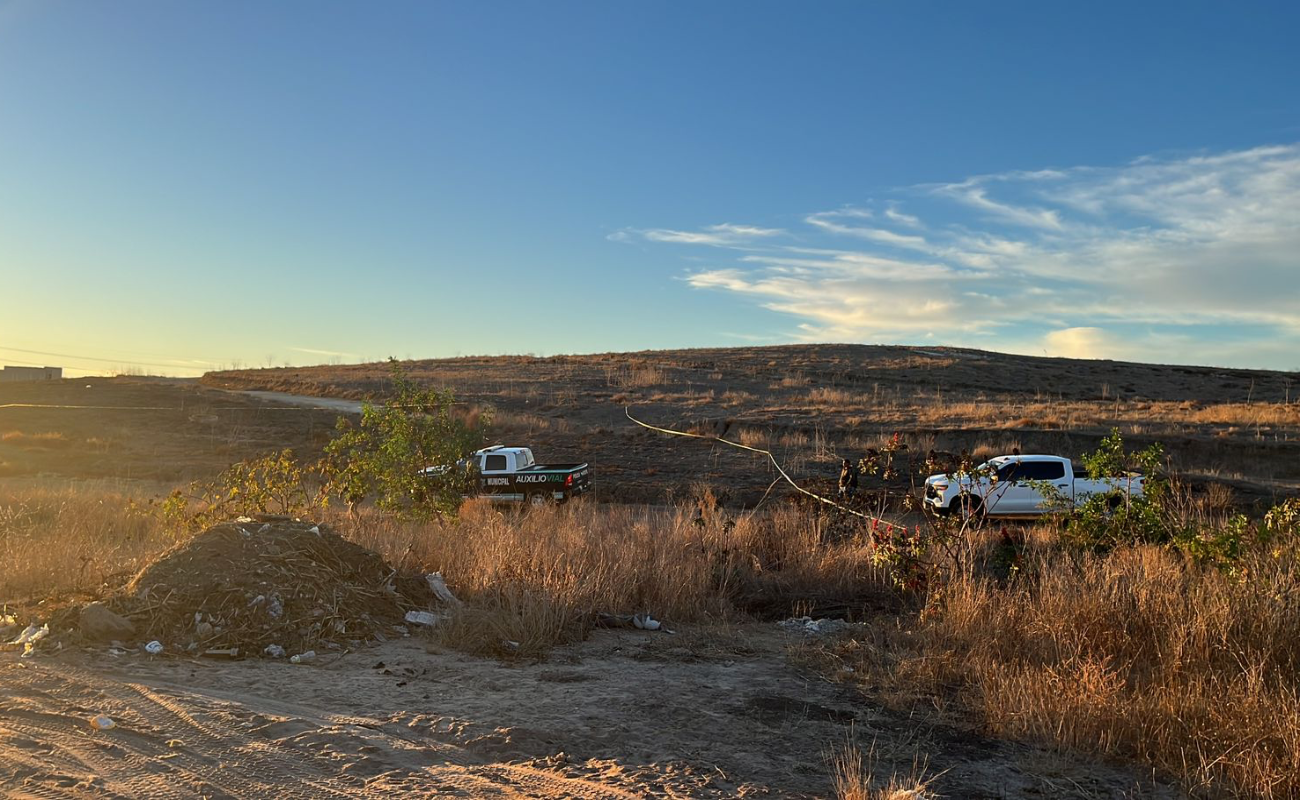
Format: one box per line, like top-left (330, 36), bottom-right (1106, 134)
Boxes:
top-left (838, 458), bottom-right (859, 499)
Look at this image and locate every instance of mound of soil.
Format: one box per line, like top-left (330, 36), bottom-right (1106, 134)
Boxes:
top-left (117, 518), bottom-right (433, 656)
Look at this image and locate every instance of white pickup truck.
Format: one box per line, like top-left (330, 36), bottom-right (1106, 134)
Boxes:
top-left (923, 454), bottom-right (1144, 517)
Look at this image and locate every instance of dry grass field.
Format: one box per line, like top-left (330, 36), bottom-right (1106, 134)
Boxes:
top-left (4, 345), bottom-right (1300, 797)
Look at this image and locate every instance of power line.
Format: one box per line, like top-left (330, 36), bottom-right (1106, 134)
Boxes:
top-left (0, 346), bottom-right (209, 372)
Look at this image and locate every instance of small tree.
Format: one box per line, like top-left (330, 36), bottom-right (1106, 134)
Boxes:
top-left (322, 360), bottom-right (491, 518)
top-left (1060, 428), bottom-right (1168, 550)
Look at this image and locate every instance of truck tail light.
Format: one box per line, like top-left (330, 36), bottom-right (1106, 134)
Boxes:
top-left (565, 474), bottom-right (574, 487)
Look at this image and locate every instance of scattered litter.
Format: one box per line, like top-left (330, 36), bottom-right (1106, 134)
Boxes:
top-left (89, 715), bottom-right (117, 731)
top-left (425, 573), bottom-right (462, 607)
top-left (501, 640), bottom-right (521, 654)
top-left (404, 610), bottom-right (439, 627)
top-left (202, 647), bottom-right (240, 659)
top-left (595, 612), bottom-right (673, 633)
top-left (144, 640), bottom-right (164, 655)
top-left (0, 613), bottom-right (17, 638)
top-left (632, 613), bottom-right (662, 631)
top-left (777, 617), bottom-right (863, 636)
top-left (289, 650), bottom-right (316, 664)
top-left (166, 739), bottom-right (185, 748)
top-left (264, 644), bottom-right (286, 659)
top-left (9, 623), bottom-right (48, 647)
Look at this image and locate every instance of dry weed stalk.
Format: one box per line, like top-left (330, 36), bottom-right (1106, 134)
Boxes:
top-left (829, 734), bottom-right (933, 800)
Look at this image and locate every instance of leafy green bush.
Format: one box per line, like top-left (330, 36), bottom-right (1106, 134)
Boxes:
top-left (1060, 429), bottom-right (1168, 551)
top-left (151, 449), bottom-right (315, 533)
top-left (321, 360), bottom-right (491, 518)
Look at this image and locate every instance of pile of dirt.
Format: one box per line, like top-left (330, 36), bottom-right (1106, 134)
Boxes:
top-left (116, 517), bottom-right (434, 656)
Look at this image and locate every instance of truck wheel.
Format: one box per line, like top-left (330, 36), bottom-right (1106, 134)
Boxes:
top-left (957, 495), bottom-right (984, 521)
top-left (529, 493), bottom-right (550, 509)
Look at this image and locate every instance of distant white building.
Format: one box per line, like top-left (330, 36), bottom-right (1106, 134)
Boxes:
top-left (0, 365), bottom-right (63, 382)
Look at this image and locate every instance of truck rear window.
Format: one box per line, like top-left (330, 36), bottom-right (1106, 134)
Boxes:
top-left (484, 455), bottom-right (508, 471)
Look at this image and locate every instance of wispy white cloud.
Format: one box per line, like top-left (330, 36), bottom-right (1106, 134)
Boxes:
top-left (611, 222), bottom-right (785, 247)
top-left (884, 205), bottom-right (921, 228)
top-left (291, 346), bottom-right (360, 358)
top-left (628, 144), bottom-right (1300, 368)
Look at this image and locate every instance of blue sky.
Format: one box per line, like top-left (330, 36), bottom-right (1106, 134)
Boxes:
top-left (2, 1), bottom-right (1298, 376)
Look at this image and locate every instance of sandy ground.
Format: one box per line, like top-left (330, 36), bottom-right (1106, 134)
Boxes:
top-left (1, 625), bottom-right (1183, 799)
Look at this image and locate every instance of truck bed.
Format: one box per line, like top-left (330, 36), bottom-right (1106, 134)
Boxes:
top-left (518, 463), bottom-right (587, 473)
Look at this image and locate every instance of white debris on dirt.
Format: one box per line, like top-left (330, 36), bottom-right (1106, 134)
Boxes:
top-left (0, 614), bottom-right (17, 639)
top-left (425, 573), bottom-right (462, 607)
top-left (777, 616), bottom-right (864, 636)
top-left (632, 613), bottom-right (662, 631)
top-left (89, 715), bottom-right (117, 731)
top-left (404, 611), bottom-right (439, 627)
top-left (264, 644), bottom-right (286, 658)
top-left (8, 623), bottom-right (47, 647)
top-left (594, 612), bottom-right (672, 633)
top-left (289, 650), bottom-right (316, 664)
top-left (6, 623), bottom-right (51, 658)
top-left (144, 640), bottom-right (164, 655)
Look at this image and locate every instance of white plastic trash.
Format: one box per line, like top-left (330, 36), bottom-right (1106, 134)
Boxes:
top-left (289, 650), bottom-right (316, 664)
top-left (10, 623), bottom-right (48, 647)
top-left (89, 715), bottom-right (117, 731)
top-left (144, 640), bottom-right (164, 655)
top-left (425, 573), bottom-right (462, 606)
top-left (264, 644), bottom-right (286, 659)
top-left (632, 614), bottom-right (662, 631)
top-left (404, 610), bottom-right (439, 626)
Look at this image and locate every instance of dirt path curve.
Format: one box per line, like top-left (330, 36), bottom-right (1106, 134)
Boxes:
top-left (237, 391), bottom-right (365, 415)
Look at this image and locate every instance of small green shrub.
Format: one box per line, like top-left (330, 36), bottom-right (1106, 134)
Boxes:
top-left (321, 360), bottom-right (491, 518)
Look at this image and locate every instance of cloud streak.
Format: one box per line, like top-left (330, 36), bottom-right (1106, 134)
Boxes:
top-left (618, 144), bottom-right (1300, 367)
top-left (611, 222), bottom-right (785, 247)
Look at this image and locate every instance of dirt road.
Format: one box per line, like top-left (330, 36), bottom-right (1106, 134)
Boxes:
top-left (237, 390), bottom-right (365, 415)
top-left (1, 625), bottom-right (1182, 798)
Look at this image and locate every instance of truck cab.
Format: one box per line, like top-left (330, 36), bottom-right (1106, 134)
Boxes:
top-left (474, 446), bottom-right (536, 474)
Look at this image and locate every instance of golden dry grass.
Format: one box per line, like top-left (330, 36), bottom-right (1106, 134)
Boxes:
top-left (825, 536), bottom-right (1300, 798)
top-left (828, 735), bottom-right (933, 800)
top-left (1, 430), bottom-right (72, 449)
top-left (608, 364), bottom-right (670, 389)
top-left (336, 499), bottom-right (892, 656)
top-left (0, 484), bottom-right (174, 599)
